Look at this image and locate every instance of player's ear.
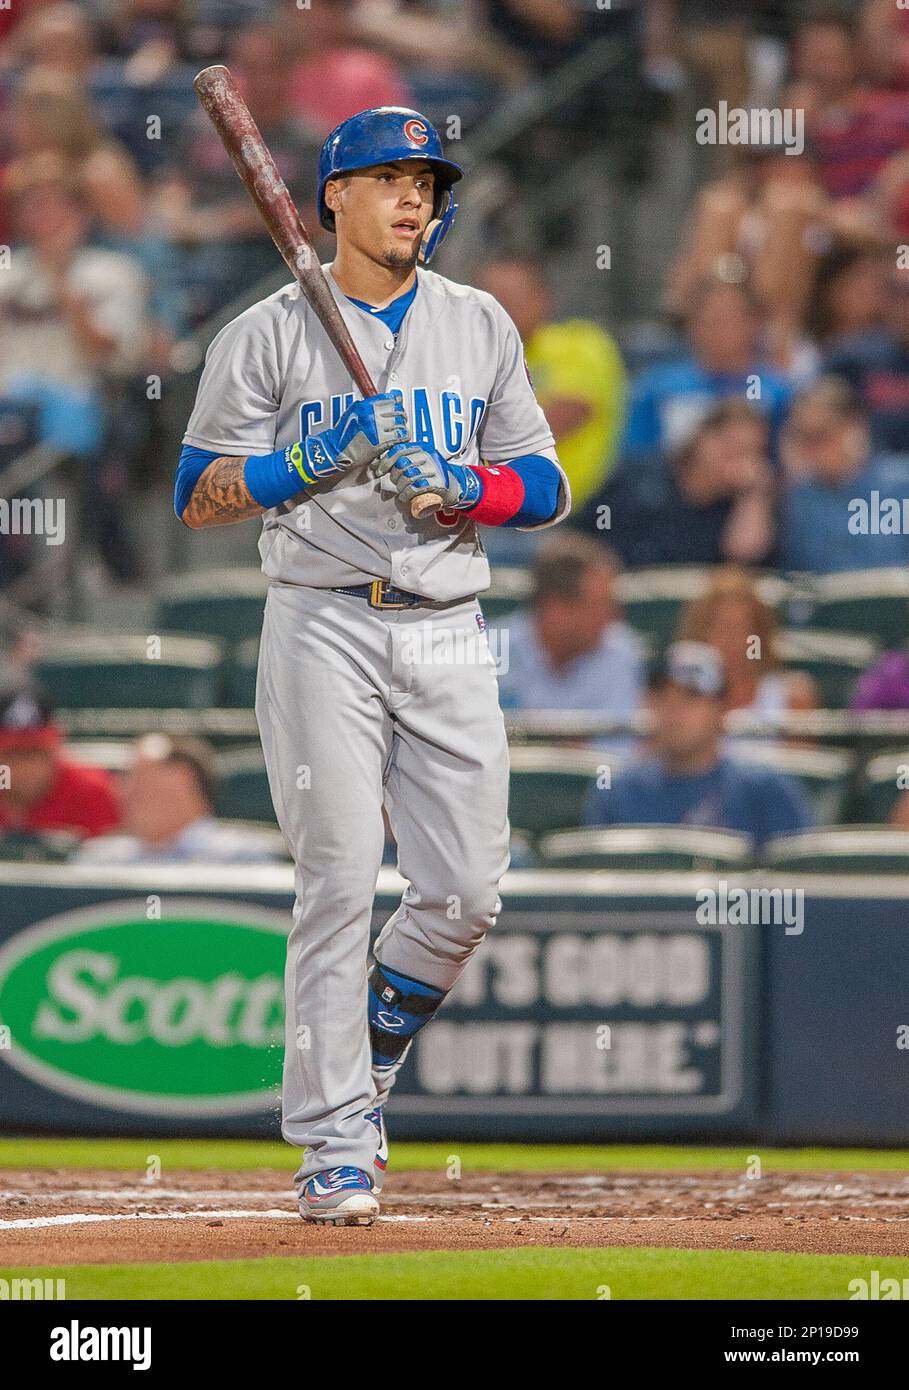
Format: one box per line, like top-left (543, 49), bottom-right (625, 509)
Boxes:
top-left (324, 177), bottom-right (347, 217)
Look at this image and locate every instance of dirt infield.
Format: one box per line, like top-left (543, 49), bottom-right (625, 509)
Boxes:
top-left (2, 1167), bottom-right (909, 1265)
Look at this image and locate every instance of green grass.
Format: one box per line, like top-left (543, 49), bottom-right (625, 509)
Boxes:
top-left (2, 1137), bottom-right (909, 1173)
top-left (3, 1248), bottom-right (907, 1300)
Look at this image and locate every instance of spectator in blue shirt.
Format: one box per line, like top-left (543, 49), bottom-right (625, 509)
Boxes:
top-left (780, 377), bottom-right (909, 574)
top-left (604, 399), bottom-right (777, 568)
top-left (497, 533), bottom-right (645, 720)
top-left (824, 266), bottom-right (909, 455)
top-left (585, 641), bottom-right (813, 849)
top-left (620, 275), bottom-right (794, 468)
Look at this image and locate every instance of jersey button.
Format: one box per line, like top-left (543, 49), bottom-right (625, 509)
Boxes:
top-left (386, 517), bottom-right (399, 531)
top-left (384, 339), bottom-right (394, 350)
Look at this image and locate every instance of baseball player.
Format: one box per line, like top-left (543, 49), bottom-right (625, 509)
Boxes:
top-left (176, 107), bottom-right (569, 1224)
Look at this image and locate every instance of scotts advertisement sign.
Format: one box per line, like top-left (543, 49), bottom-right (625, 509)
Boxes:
top-left (0, 900), bottom-right (287, 1115)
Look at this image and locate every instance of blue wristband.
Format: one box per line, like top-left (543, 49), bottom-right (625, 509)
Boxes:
top-left (243, 443), bottom-right (313, 509)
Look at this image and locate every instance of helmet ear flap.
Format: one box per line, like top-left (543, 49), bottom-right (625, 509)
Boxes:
top-left (418, 188), bottom-right (458, 265)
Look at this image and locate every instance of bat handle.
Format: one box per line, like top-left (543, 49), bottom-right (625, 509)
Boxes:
top-left (410, 491), bottom-right (445, 519)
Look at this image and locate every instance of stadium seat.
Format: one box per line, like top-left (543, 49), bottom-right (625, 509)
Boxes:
top-left (224, 638), bottom-right (259, 709)
top-left (787, 569), bottom-right (909, 649)
top-left (480, 566), bottom-right (531, 622)
top-left (0, 830), bottom-right (80, 863)
top-left (616, 567), bottom-right (786, 650)
top-left (775, 629), bottom-right (879, 708)
top-left (215, 746), bottom-right (275, 823)
top-left (858, 749), bottom-right (909, 823)
top-left (157, 568), bottom-right (270, 642)
top-left (763, 826), bottom-right (909, 873)
top-left (507, 745), bottom-right (606, 839)
top-left (34, 634), bottom-right (223, 710)
top-left (728, 742), bottom-right (855, 824)
top-left (537, 825), bottom-right (753, 871)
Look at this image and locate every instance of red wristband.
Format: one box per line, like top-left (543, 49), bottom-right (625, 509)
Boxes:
top-left (466, 465), bottom-right (525, 526)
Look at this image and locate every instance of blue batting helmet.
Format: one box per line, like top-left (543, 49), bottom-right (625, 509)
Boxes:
top-left (317, 107), bottom-right (463, 264)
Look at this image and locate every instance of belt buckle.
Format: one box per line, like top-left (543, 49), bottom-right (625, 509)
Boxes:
top-left (369, 580), bottom-right (409, 609)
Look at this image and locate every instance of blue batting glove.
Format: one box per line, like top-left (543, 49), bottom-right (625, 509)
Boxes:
top-left (299, 391), bottom-right (408, 481)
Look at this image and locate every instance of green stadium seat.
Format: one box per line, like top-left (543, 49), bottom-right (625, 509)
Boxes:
top-left (507, 745), bottom-right (606, 839)
top-left (480, 566), bottom-right (531, 622)
top-left (537, 825), bottom-right (752, 871)
top-left (157, 568), bottom-right (270, 642)
top-left (859, 749), bottom-right (909, 823)
top-left (215, 746), bottom-right (275, 823)
top-left (775, 628), bottom-right (878, 708)
top-left (764, 826), bottom-right (909, 873)
top-left (0, 829), bottom-right (80, 863)
top-left (224, 638), bottom-right (259, 709)
top-left (788, 569), bottom-right (909, 649)
top-left (616, 567), bottom-right (786, 649)
top-left (35, 634), bottom-right (223, 710)
top-left (729, 742), bottom-right (855, 824)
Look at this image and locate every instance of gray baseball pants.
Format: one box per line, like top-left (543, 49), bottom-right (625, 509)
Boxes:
top-left (255, 581), bottom-right (510, 1187)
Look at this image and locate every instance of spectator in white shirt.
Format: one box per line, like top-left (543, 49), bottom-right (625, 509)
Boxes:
top-left (0, 154), bottom-right (149, 458)
top-left (78, 734), bottom-right (279, 865)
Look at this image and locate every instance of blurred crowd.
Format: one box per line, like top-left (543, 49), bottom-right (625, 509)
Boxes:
top-left (0, 0), bottom-right (908, 862)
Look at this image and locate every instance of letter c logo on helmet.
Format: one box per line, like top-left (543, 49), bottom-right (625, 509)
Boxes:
top-left (317, 107), bottom-right (463, 264)
top-left (403, 118), bottom-right (428, 146)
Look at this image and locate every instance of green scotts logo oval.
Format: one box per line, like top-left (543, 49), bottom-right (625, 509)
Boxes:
top-left (0, 901), bottom-right (288, 1114)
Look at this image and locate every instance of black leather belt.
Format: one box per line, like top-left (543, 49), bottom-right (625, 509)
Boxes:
top-left (332, 580), bottom-right (425, 609)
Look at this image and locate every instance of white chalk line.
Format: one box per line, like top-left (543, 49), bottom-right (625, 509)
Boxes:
top-left (0, 1187), bottom-right (286, 1203)
top-left (0, 1208), bottom-right (295, 1230)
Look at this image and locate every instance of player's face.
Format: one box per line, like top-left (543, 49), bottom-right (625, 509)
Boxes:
top-left (328, 161), bottom-right (436, 270)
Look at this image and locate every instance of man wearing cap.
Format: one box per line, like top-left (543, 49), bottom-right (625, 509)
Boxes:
top-left (585, 641), bottom-right (812, 849)
top-left (0, 684), bottom-right (120, 840)
top-left (175, 106), bottom-right (570, 1224)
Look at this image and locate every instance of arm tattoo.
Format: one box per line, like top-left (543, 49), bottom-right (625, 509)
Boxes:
top-left (182, 456), bottom-right (264, 528)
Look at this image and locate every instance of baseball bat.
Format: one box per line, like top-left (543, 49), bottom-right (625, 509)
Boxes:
top-left (192, 65), bottom-right (443, 519)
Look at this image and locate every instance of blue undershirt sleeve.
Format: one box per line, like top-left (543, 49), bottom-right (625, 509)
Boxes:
top-left (175, 445), bottom-right (218, 520)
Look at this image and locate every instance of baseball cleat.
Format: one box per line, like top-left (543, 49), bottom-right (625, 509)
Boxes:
top-left (365, 1107), bottom-right (388, 1192)
top-left (299, 1166), bottom-right (379, 1225)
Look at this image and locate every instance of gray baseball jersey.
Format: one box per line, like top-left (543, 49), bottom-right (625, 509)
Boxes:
top-left (183, 264), bottom-right (569, 601)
